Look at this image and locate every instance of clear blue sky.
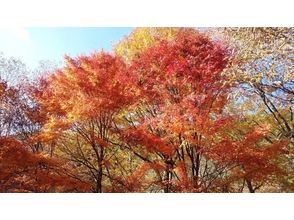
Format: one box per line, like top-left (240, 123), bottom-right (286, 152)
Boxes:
top-left (0, 27), bottom-right (133, 69)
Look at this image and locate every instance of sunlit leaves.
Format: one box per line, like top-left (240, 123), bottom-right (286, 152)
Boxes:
top-left (1, 28), bottom-right (293, 192)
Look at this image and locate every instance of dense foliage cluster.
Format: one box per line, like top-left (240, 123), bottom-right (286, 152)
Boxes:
top-left (0, 28), bottom-right (293, 192)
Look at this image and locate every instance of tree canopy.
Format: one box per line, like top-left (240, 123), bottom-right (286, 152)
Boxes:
top-left (0, 27), bottom-right (293, 192)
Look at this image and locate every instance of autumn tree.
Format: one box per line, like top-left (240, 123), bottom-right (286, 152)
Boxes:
top-left (0, 28), bottom-right (292, 193)
top-left (35, 52), bottom-right (137, 192)
top-left (210, 28), bottom-right (294, 191)
top-left (0, 136), bottom-right (90, 192)
top-left (0, 78), bottom-right (90, 192)
top-left (119, 28), bottom-right (230, 192)
top-left (115, 27), bottom-right (180, 62)
top-left (118, 28), bottom-right (288, 193)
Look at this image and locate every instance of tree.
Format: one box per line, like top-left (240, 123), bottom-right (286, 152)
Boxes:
top-left (35, 52), bottom-right (137, 192)
top-left (0, 52), bottom-right (30, 86)
top-left (119, 28), bottom-right (288, 193)
top-left (115, 27), bottom-right (180, 62)
top-left (210, 28), bottom-right (294, 191)
top-left (0, 28), bottom-right (292, 193)
top-left (0, 79), bottom-right (90, 192)
top-left (120, 28), bottom-right (231, 192)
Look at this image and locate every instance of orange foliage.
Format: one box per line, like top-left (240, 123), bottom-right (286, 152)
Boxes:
top-left (0, 137), bottom-right (91, 192)
top-left (1, 28), bottom-right (289, 193)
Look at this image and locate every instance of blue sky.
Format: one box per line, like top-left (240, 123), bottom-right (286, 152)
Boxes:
top-left (0, 27), bottom-right (133, 69)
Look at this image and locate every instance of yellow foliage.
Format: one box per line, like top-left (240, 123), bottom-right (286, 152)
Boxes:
top-left (114, 27), bottom-right (180, 62)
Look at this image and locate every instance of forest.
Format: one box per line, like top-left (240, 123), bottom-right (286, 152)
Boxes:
top-left (0, 27), bottom-right (293, 193)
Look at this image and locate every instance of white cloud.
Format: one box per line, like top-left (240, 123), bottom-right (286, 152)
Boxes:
top-left (0, 27), bottom-right (30, 41)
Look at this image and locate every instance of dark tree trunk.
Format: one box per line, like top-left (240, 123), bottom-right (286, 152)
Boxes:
top-left (96, 167), bottom-right (103, 193)
top-left (164, 169), bottom-right (170, 193)
top-left (164, 159), bottom-right (173, 193)
top-left (245, 179), bottom-right (255, 193)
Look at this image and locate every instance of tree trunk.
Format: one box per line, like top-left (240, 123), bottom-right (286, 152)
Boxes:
top-left (195, 150), bottom-right (200, 187)
top-left (245, 179), bottom-right (255, 193)
top-left (96, 167), bottom-right (103, 193)
top-left (164, 160), bottom-right (173, 193)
